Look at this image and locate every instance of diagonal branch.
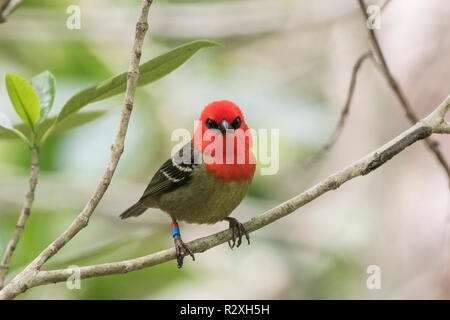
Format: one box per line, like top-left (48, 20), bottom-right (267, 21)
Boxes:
top-left (0, 147), bottom-right (38, 289)
top-left (305, 51), bottom-right (372, 167)
top-left (305, 3), bottom-right (390, 167)
top-left (1, 94), bottom-right (449, 300)
top-left (358, 0), bottom-right (450, 185)
top-left (381, 0), bottom-right (392, 11)
top-left (0, 0), bottom-right (153, 298)
top-left (0, 0), bottom-right (23, 23)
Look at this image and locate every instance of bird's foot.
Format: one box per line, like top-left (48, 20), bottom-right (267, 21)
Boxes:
top-left (224, 217), bottom-right (250, 249)
top-left (173, 234), bottom-right (195, 268)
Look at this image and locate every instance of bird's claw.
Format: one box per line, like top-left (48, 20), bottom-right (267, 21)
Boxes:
top-left (225, 217), bottom-right (250, 249)
top-left (174, 234), bottom-right (195, 268)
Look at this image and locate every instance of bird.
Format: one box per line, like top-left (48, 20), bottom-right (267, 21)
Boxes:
top-left (119, 100), bottom-right (256, 268)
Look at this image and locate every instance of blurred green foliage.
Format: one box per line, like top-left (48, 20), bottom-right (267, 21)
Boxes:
top-left (0, 0), bottom-right (382, 300)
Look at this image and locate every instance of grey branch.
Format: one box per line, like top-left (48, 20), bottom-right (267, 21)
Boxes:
top-left (1, 93), bottom-right (449, 300)
top-left (381, 0), bottom-right (392, 11)
top-left (305, 1), bottom-right (402, 167)
top-left (0, 147), bottom-right (39, 289)
top-left (0, 0), bottom-right (23, 23)
top-left (0, 0), bottom-right (153, 299)
top-left (358, 0), bottom-right (450, 184)
top-left (304, 51), bottom-right (372, 167)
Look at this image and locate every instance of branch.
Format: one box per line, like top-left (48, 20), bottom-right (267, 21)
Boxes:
top-left (381, 0), bottom-right (392, 11)
top-left (358, 0), bottom-right (450, 184)
top-left (304, 51), bottom-right (371, 167)
top-left (0, 0), bottom-right (23, 23)
top-left (0, 147), bottom-right (38, 289)
top-left (2, 94), bottom-right (449, 299)
top-left (304, 3), bottom-right (390, 167)
top-left (0, 0), bottom-right (153, 299)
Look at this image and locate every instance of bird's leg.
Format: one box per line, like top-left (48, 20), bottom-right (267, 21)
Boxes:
top-left (171, 220), bottom-right (195, 268)
top-left (223, 217), bottom-right (250, 249)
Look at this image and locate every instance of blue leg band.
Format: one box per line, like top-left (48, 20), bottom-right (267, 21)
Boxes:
top-left (172, 228), bottom-right (180, 237)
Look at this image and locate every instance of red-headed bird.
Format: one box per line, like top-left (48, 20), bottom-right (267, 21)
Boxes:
top-left (119, 100), bottom-right (256, 267)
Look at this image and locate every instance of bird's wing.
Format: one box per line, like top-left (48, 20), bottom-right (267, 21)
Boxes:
top-left (140, 142), bottom-right (200, 201)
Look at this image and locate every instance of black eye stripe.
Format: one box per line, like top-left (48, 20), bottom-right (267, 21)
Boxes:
top-left (205, 118), bottom-right (219, 129)
top-left (206, 117), bottom-right (241, 129)
top-left (232, 116), bottom-right (241, 129)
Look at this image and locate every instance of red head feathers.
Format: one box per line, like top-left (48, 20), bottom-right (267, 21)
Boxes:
top-left (193, 100), bottom-right (256, 182)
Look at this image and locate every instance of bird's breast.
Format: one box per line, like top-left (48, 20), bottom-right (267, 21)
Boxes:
top-left (155, 163), bottom-right (252, 224)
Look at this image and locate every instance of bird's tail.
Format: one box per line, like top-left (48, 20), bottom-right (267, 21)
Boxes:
top-left (119, 202), bottom-right (147, 219)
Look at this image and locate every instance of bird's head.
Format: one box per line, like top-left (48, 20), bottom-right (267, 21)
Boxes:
top-left (193, 100), bottom-right (255, 181)
top-left (198, 100), bottom-right (249, 134)
top-left (194, 100), bottom-right (251, 151)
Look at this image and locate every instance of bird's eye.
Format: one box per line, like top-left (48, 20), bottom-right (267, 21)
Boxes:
top-left (232, 116), bottom-right (241, 129)
top-left (205, 118), bottom-right (218, 129)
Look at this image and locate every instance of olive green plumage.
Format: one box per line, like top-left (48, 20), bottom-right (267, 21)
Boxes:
top-left (155, 163), bottom-right (252, 224)
top-left (119, 145), bottom-right (253, 224)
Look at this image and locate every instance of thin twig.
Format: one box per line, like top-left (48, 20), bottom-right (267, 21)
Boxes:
top-left (1, 94), bottom-right (449, 300)
top-left (305, 3), bottom-right (391, 167)
top-left (305, 51), bottom-right (371, 167)
top-left (360, 0), bottom-right (450, 299)
top-left (358, 0), bottom-right (450, 185)
top-left (0, 0), bottom-right (153, 297)
top-left (0, 147), bottom-right (39, 289)
top-left (0, 0), bottom-right (23, 23)
top-left (381, 0), bottom-right (392, 11)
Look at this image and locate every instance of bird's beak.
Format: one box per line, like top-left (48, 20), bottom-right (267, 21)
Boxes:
top-left (219, 119), bottom-right (233, 134)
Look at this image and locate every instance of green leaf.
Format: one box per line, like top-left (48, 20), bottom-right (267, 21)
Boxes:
top-left (50, 110), bottom-right (108, 136)
top-left (0, 111), bottom-right (107, 141)
top-left (0, 113), bottom-right (31, 147)
top-left (31, 70), bottom-right (56, 124)
top-left (5, 72), bottom-right (41, 128)
top-left (57, 40), bottom-right (220, 123)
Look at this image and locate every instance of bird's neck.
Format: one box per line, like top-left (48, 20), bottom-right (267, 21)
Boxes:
top-left (204, 153), bottom-right (256, 182)
top-left (192, 130), bottom-right (256, 182)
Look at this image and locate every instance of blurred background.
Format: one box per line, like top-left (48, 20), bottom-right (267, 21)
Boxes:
top-left (1, 0), bottom-right (449, 299)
